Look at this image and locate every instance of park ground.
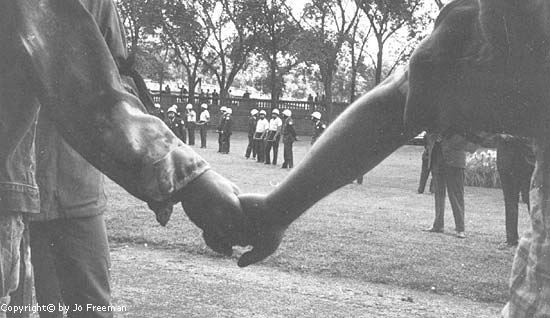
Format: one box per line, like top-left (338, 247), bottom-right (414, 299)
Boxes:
top-left (104, 131), bottom-right (529, 317)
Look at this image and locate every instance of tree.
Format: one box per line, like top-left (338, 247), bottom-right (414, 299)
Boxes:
top-left (162, 0), bottom-right (208, 103)
top-left (348, 15), bottom-right (371, 102)
top-left (117, 0), bottom-right (160, 53)
top-left (196, 0), bottom-right (262, 102)
top-left (433, 0), bottom-right (445, 9)
top-left (356, 0), bottom-right (423, 84)
top-left (254, 0), bottom-right (301, 106)
top-left (297, 0), bottom-right (359, 120)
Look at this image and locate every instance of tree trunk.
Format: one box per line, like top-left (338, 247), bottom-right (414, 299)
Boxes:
top-left (350, 37), bottom-right (357, 103)
top-left (375, 38), bottom-right (384, 85)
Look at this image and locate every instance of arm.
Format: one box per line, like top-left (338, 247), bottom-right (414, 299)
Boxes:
top-left (238, 71), bottom-right (414, 266)
top-left (16, 0), bottom-right (248, 254)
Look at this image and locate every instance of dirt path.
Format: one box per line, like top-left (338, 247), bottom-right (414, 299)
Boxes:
top-left (110, 244), bottom-right (501, 317)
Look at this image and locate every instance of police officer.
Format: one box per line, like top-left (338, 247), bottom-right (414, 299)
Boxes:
top-left (281, 109), bottom-right (297, 169)
top-left (264, 109), bottom-right (282, 165)
top-left (310, 111), bottom-right (327, 145)
top-left (217, 106), bottom-right (228, 153)
top-left (254, 110), bottom-right (270, 163)
top-left (186, 103), bottom-right (197, 145)
top-left (245, 109), bottom-right (259, 159)
top-left (165, 105), bottom-right (186, 143)
top-left (153, 103), bottom-right (165, 121)
top-left (198, 103), bottom-right (210, 148)
top-left (220, 108), bottom-right (233, 154)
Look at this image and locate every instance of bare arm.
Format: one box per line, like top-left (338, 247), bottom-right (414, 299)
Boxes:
top-left (238, 71), bottom-right (417, 266)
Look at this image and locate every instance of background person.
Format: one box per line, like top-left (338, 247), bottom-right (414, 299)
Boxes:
top-left (423, 134), bottom-right (477, 238)
top-left (245, 109), bottom-right (259, 159)
top-left (281, 109), bottom-right (297, 169)
top-left (220, 108), bottom-right (233, 154)
top-left (217, 106), bottom-right (228, 153)
top-left (198, 103), bottom-right (210, 148)
top-left (496, 135), bottom-right (535, 248)
top-left (254, 110), bottom-right (269, 163)
top-left (310, 112), bottom-right (326, 145)
top-left (165, 105), bottom-right (186, 143)
top-left (186, 103), bottom-right (197, 145)
top-left (264, 109), bottom-right (282, 165)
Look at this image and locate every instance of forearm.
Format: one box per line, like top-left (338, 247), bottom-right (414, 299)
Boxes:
top-left (18, 1), bottom-right (208, 203)
top-left (265, 73), bottom-right (413, 225)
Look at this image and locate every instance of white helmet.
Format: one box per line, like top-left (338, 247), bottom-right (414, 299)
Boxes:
top-left (154, 103), bottom-right (161, 109)
top-left (201, 103), bottom-right (208, 109)
top-left (271, 108), bottom-right (280, 115)
top-left (311, 111), bottom-right (321, 120)
top-left (185, 103), bottom-right (193, 110)
top-left (167, 105), bottom-right (178, 114)
top-left (226, 108), bottom-right (233, 115)
top-left (282, 109), bottom-right (292, 117)
top-left (250, 109), bottom-right (259, 116)
top-left (220, 106), bottom-right (228, 113)
top-left (259, 110), bottom-right (267, 116)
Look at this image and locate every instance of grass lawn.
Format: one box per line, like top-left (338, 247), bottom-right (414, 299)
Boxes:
top-left (104, 131), bottom-right (530, 304)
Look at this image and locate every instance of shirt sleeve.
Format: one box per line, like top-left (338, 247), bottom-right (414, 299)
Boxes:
top-left (16, 0), bottom-right (209, 203)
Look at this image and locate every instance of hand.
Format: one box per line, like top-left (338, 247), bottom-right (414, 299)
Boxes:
top-left (236, 194), bottom-right (288, 267)
top-left (178, 170), bottom-right (247, 256)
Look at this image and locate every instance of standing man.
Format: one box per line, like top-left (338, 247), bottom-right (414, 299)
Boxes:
top-left (424, 134), bottom-right (477, 238)
top-left (165, 105), bottom-right (186, 143)
top-left (217, 106), bottom-right (228, 153)
top-left (254, 110), bottom-right (270, 163)
top-left (220, 108), bottom-right (233, 154)
top-left (264, 109), bottom-right (282, 165)
top-left (310, 111), bottom-right (326, 145)
top-left (281, 109), bottom-right (297, 169)
top-left (245, 109), bottom-right (259, 159)
top-left (496, 135), bottom-right (535, 248)
top-left (186, 103), bottom-right (197, 145)
top-left (198, 103), bottom-right (210, 148)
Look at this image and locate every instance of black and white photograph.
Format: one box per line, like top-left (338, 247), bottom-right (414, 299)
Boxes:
top-left (1, 0), bottom-right (548, 316)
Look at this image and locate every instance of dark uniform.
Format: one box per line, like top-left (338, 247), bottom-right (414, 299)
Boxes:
top-left (220, 112), bottom-right (233, 154)
top-left (311, 120), bottom-right (327, 144)
top-left (217, 110), bottom-right (227, 153)
top-left (281, 114), bottom-right (297, 169)
top-left (496, 136), bottom-right (535, 246)
top-left (245, 113), bottom-right (258, 159)
top-left (165, 115), bottom-right (186, 143)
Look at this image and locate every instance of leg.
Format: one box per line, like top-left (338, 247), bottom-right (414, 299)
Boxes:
top-left (220, 133), bottom-right (224, 153)
top-left (282, 142), bottom-right (289, 168)
top-left (0, 213), bottom-right (24, 318)
top-left (264, 141), bottom-right (272, 164)
top-left (503, 140), bottom-right (550, 317)
top-left (497, 145), bottom-right (520, 244)
top-left (418, 155), bottom-right (430, 193)
top-left (200, 126), bottom-right (207, 148)
top-left (432, 163), bottom-right (446, 231)
top-left (272, 138), bottom-right (279, 165)
top-left (51, 216), bottom-right (112, 318)
top-left (7, 221), bottom-right (32, 318)
top-left (445, 166), bottom-right (465, 233)
top-left (29, 222), bottom-right (64, 318)
top-left (245, 136), bottom-right (252, 158)
top-left (289, 142), bottom-right (294, 168)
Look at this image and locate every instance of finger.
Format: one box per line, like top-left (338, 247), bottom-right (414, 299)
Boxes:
top-left (203, 231), bottom-right (233, 256)
top-left (237, 237), bottom-right (279, 267)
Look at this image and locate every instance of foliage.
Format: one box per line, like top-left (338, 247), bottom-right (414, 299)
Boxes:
top-left (465, 149), bottom-right (501, 188)
top-left (356, 0), bottom-right (427, 84)
top-left (253, 0), bottom-right (302, 101)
